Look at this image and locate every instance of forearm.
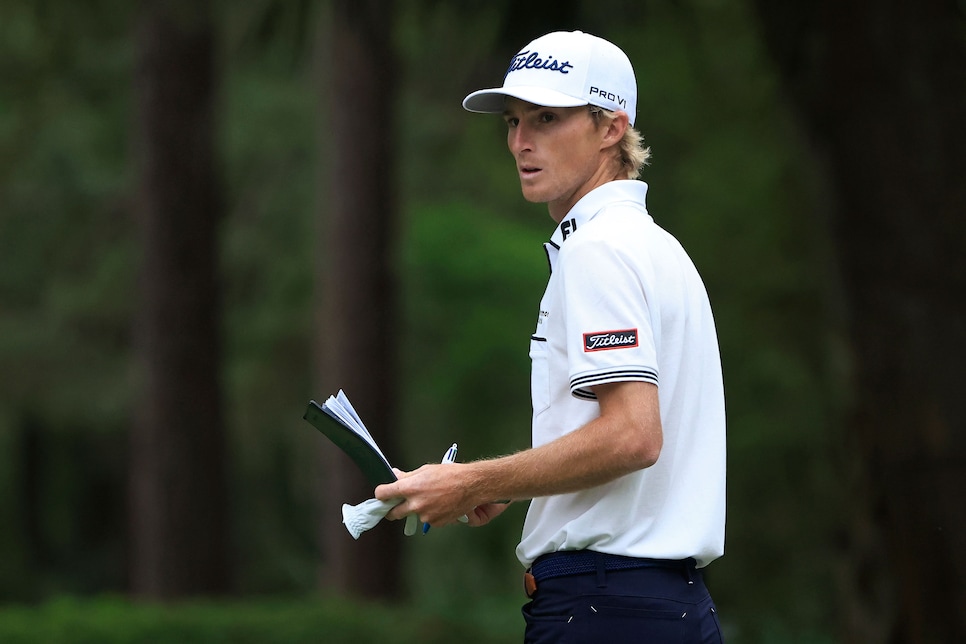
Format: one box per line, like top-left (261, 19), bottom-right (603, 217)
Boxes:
top-left (465, 407), bottom-right (658, 505)
top-left (376, 381), bottom-right (661, 527)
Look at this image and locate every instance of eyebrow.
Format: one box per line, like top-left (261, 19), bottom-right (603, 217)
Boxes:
top-left (503, 101), bottom-right (543, 118)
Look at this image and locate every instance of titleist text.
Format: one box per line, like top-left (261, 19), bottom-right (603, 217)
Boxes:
top-left (508, 50), bottom-right (574, 75)
top-left (583, 329), bottom-right (639, 352)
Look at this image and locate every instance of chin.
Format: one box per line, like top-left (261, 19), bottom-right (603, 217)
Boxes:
top-left (519, 186), bottom-right (549, 204)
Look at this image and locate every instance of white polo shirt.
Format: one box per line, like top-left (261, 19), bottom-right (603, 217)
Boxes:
top-left (517, 180), bottom-right (726, 569)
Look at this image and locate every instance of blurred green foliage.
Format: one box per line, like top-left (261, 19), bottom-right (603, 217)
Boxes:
top-left (0, 0), bottom-right (848, 640)
top-left (0, 594), bottom-right (842, 644)
top-left (0, 595), bottom-right (524, 644)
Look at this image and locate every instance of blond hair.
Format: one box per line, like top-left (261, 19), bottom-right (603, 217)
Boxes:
top-left (589, 106), bottom-right (651, 179)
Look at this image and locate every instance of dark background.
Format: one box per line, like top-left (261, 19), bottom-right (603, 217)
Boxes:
top-left (1, 0), bottom-right (963, 642)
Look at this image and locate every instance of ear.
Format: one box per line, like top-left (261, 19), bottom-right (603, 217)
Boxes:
top-left (600, 110), bottom-right (629, 148)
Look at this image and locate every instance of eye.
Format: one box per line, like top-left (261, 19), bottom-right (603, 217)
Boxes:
top-left (538, 112), bottom-right (556, 123)
top-left (504, 116), bottom-right (519, 128)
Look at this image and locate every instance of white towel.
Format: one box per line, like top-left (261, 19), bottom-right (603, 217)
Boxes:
top-left (341, 498), bottom-right (418, 539)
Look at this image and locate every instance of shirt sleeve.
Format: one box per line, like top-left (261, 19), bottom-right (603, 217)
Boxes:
top-left (558, 235), bottom-right (659, 400)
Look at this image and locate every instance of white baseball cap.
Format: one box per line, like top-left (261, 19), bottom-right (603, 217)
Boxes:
top-left (462, 31), bottom-right (637, 126)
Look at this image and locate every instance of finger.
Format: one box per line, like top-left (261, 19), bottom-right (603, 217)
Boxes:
top-left (374, 482), bottom-right (398, 501)
top-left (466, 503), bottom-right (501, 527)
top-left (383, 500), bottom-right (410, 521)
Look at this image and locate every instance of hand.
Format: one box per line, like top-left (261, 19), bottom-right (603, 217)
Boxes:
top-left (375, 462), bottom-right (479, 529)
top-left (465, 501), bottom-right (511, 527)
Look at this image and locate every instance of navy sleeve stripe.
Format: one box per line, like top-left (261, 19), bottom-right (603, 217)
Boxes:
top-left (570, 368), bottom-right (659, 399)
top-left (571, 368), bottom-right (658, 388)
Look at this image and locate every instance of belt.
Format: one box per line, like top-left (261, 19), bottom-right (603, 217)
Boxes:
top-left (524, 551), bottom-right (694, 598)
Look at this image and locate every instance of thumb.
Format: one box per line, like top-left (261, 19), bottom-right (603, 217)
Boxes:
top-left (374, 481), bottom-right (399, 501)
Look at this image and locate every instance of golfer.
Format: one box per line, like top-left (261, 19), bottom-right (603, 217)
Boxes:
top-left (377, 30), bottom-right (726, 642)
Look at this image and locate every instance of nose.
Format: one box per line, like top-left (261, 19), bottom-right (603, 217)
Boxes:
top-left (507, 122), bottom-right (532, 155)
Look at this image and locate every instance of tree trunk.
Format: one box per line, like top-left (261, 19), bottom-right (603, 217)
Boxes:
top-left (130, 0), bottom-right (230, 599)
top-left (754, 1), bottom-right (966, 641)
top-left (314, 0), bottom-right (402, 599)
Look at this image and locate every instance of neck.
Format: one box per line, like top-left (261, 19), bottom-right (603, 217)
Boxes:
top-left (547, 163), bottom-right (624, 223)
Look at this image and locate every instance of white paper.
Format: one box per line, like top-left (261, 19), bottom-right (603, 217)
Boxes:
top-left (322, 389), bottom-right (393, 473)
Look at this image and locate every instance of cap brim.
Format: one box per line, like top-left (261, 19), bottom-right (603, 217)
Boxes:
top-left (462, 86), bottom-right (588, 114)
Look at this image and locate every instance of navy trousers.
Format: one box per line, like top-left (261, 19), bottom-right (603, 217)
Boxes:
top-left (522, 553), bottom-right (724, 643)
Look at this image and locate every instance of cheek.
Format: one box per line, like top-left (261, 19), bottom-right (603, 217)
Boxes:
top-left (557, 141), bottom-right (595, 176)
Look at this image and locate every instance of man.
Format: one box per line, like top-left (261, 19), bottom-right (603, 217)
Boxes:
top-left (376, 30), bottom-right (726, 642)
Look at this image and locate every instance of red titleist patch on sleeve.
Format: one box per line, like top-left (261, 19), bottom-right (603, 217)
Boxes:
top-left (583, 329), bottom-right (639, 352)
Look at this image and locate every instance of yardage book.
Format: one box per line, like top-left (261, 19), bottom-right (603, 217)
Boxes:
top-left (303, 390), bottom-right (397, 486)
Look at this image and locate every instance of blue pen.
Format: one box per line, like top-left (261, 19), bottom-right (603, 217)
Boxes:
top-left (423, 443), bottom-right (458, 534)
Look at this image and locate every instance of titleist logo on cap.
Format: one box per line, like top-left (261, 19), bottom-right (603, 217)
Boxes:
top-left (507, 50), bottom-right (574, 75)
top-left (583, 329), bottom-right (639, 352)
top-left (462, 31), bottom-right (638, 126)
